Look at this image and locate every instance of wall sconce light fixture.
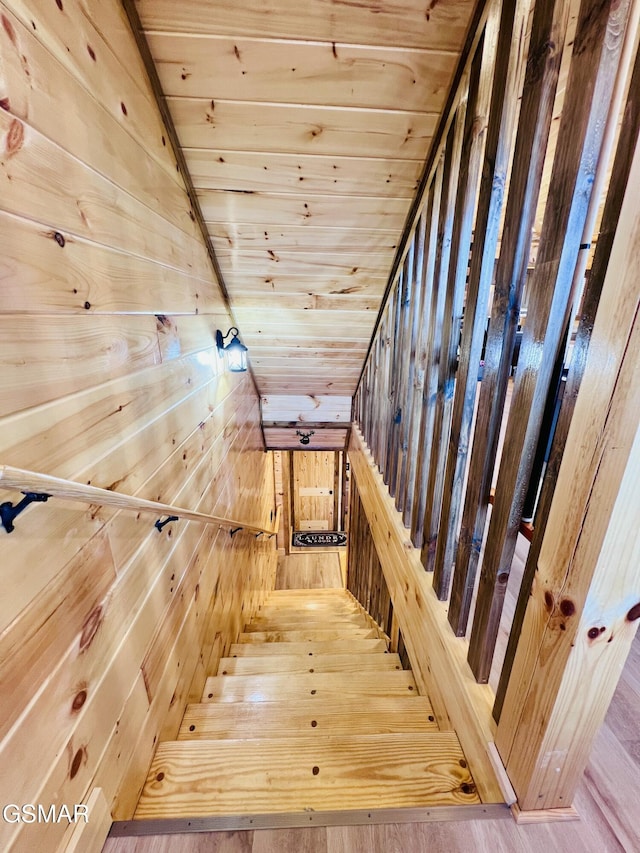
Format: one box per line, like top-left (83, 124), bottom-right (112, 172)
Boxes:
top-left (296, 430), bottom-right (315, 445)
top-left (216, 327), bottom-right (248, 373)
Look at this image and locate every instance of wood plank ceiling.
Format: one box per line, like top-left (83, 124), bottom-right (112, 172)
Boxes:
top-left (133, 0), bottom-right (477, 399)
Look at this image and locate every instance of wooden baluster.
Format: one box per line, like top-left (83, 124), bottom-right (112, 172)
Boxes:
top-left (387, 247), bottom-right (414, 498)
top-left (376, 302), bottom-right (392, 473)
top-left (417, 105), bottom-right (467, 566)
top-left (494, 37), bottom-right (640, 721)
top-left (383, 274), bottom-right (404, 486)
top-left (396, 224), bottom-right (425, 513)
top-left (451, 0), bottom-right (571, 650)
top-left (410, 159), bottom-right (445, 548)
top-left (425, 25), bottom-right (495, 583)
top-left (368, 338), bottom-right (380, 460)
top-left (401, 208), bottom-right (433, 531)
top-left (469, 0), bottom-right (633, 682)
top-left (441, 0), bottom-right (527, 631)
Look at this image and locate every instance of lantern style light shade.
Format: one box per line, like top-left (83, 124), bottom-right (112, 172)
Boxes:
top-left (216, 327), bottom-right (248, 373)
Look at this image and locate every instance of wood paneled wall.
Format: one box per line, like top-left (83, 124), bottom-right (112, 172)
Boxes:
top-left (353, 0), bottom-right (639, 816)
top-left (0, 1), bottom-right (277, 848)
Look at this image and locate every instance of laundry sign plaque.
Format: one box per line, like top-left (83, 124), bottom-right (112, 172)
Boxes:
top-left (292, 531), bottom-right (347, 547)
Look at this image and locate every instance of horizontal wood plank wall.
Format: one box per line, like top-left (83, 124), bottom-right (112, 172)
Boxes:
top-left (352, 0), bottom-right (638, 816)
top-left (0, 1), bottom-right (277, 850)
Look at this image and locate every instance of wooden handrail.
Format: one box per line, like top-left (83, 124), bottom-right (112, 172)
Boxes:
top-left (0, 465), bottom-right (279, 537)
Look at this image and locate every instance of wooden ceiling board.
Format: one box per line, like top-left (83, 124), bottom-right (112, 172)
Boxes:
top-left (235, 308), bottom-right (377, 330)
top-left (183, 150), bottom-right (422, 198)
top-left (251, 350), bottom-right (372, 364)
top-left (147, 35), bottom-right (457, 112)
top-left (230, 294), bottom-right (381, 312)
top-left (263, 427), bottom-right (349, 450)
top-left (212, 277), bottom-right (387, 300)
top-left (209, 225), bottom-right (400, 254)
top-left (258, 380), bottom-right (357, 395)
top-left (168, 99), bottom-right (437, 160)
top-left (214, 250), bottom-right (391, 278)
top-left (261, 395), bottom-right (352, 422)
top-left (135, 0), bottom-right (475, 52)
top-left (199, 191), bottom-right (410, 229)
top-left (136, 0), bottom-right (478, 397)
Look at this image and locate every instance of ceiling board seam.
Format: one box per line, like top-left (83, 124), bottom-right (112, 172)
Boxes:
top-left (143, 31), bottom-right (460, 57)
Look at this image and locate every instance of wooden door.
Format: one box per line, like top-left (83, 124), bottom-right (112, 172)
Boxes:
top-left (291, 451), bottom-right (339, 531)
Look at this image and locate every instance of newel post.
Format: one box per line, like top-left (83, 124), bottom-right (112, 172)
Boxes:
top-left (495, 133), bottom-right (640, 814)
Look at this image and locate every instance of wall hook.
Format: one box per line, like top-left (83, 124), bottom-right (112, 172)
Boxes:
top-left (1, 492), bottom-right (51, 534)
top-left (155, 515), bottom-right (179, 533)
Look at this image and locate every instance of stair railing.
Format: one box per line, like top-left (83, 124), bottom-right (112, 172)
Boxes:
top-left (0, 465), bottom-right (280, 538)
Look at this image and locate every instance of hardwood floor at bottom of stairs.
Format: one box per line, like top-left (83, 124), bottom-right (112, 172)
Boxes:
top-left (133, 732), bottom-right (480, 819)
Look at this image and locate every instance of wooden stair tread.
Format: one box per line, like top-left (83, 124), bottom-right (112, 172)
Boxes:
top-left (252, 608), bottom-right (361, 621)
top-left (202, 670), bottom-right (418, 702)
top-left (179, 696), bottom-right (438, 739)
top-left (243, 614), bottom-right (369, 631)
top-left (228, 638), bottom-right (388, 656)
top-left (216, 652), bottom-right (402, 675)
top-left (238, 627), bottom-right (380, 643)
top-left (264, 589), bottom-right (350, 596)
top-left (257, 598), bottom-right (362, 613)
top-left (134, 733), bottom-right (479, 818)
top-left (260, 595), bottom-right (354, 607)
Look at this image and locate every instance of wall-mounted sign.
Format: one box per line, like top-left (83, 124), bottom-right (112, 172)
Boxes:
top-left (292, 531), bottom-right (347, 547)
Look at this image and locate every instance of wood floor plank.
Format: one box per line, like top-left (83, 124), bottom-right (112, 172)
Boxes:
top-left (202, 671), bottom-right (418, 702)
top-left (179, 696), bottom-right (437, 740)
top-left (228, 639), bottom-right (388, 657)
top-left (216, 652), bottom-right (402, 675)
top-left (134, 733), bottom-right (479, 818)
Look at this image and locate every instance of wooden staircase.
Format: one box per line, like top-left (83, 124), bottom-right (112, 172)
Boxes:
top-left (133, 588), bottom-right (480, 823)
